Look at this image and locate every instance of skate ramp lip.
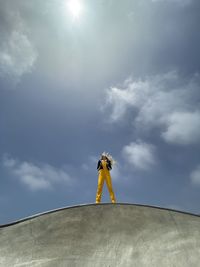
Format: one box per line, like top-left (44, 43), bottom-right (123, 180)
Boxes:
top-left (0, 203), bottom-right (200, 267)
top-left (0, 202), bottom-right (199, 227)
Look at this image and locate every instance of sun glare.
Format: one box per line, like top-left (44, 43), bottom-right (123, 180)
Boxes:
top-left (68, 0), bottom-right (83, 20)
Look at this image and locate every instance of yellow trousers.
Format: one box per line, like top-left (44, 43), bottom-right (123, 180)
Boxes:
top-left (96, 167), bottom-right (116, 203)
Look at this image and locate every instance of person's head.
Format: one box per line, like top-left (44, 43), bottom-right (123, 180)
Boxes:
top-left (100, 152), bottom-right (116, 166)
top-left (101, 152), bottom-right (108, 161)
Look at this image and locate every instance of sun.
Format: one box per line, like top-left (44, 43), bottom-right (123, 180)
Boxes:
top-left (67, 0), bottom-right (83, 20)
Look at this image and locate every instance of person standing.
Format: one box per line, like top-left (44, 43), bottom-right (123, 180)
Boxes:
top-left (96, 152), bottom-right (116, 203)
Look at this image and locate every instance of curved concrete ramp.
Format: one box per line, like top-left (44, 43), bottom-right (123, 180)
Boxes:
top-left (0, 203), bottom-right (200, 267)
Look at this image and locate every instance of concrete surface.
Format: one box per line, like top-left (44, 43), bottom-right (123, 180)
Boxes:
top-left (0, 203), bottom-right (200, 267)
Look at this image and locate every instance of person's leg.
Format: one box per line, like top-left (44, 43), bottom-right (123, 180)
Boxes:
top-left (105, 172), bottom-right (116, 203)
top-left (95, 172), bottom-right (105, 203)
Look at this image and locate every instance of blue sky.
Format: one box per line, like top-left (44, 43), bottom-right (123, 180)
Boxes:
top-left (0, 0), bottom-right (200, 224)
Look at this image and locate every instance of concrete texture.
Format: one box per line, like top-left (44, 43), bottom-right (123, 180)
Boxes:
top-left (0, 203), bottom-right (200, 267)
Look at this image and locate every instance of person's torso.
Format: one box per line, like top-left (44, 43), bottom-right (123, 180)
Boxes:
top-left (101, 160), bottom-right (107, 170)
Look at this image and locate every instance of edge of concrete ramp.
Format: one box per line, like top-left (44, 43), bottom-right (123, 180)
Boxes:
top-left (0, 202), bottom-right (199, 227)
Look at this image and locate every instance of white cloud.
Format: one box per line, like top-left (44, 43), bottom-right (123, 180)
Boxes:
top-left (0, 31), bottom-right (37, 80)
top-left (104, 71), bottom-right (200, 145)
top-left (190, 165), bottom-right (200, 186)
top-left (162, 111), bottom-right (200, 145)
top-left (105, 85), bottom-right (136, 121)
top-left (2, 155), bottom-right (71, 191)
top-left (2, 156), bottom-right (16, 168)
top-left (0, 2), bottom-right (37, 82)
top-left (122, 140), bottom-right (156, 170)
